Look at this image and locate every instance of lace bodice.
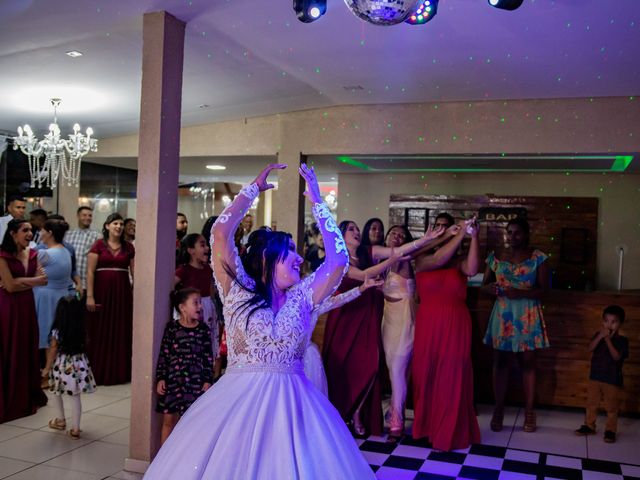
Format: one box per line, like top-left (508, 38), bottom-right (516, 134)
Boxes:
top-left (216, 258), bottom-right (317, 371)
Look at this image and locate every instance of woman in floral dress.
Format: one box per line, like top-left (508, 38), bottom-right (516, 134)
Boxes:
top-left (482, 217), bottom-right (549, 433)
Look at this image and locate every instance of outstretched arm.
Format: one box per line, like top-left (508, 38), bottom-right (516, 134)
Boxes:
top-left (315, 276), bottom-right (383, 316)
top-left (372, 225), bottom-right (445, 261)
top-left (346, 250), bottom-right (408, 282)
top-left (414, 224), bottom-right (466, 273)
top-left (210, 164), bottom-right (286, 296)
top-left (300, 164), bottom-right (349, 306)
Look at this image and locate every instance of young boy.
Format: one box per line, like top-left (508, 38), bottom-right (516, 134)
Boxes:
top-left (575, 305), bottom-right (629, 443)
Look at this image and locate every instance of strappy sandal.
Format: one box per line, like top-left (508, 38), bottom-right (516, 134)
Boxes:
top-left (386, 407), bottom-right (405, 443)
top-left (68, 428), bottom-right (81, 439)
top-left (523, 411), bottom-right (536, 433)
top-left (490, 411), bottom-right (504, 432)
top-left (48, 418), bottom-right (66, 431)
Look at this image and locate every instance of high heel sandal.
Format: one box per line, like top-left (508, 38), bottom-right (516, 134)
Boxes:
top-left (68, 428), bottom-right (81, 439)
top-left (48, 418), bottom-right (66, 431)
top-left (386, 408), bottom-right (405, 443)
top-left (490, 411), bottom-right (504, 432)
top-left (523, 411), bottom-right (536, 433)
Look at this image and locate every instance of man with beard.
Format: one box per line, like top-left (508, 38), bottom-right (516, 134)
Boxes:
top-left (176, 212), bottom-right (189, 265)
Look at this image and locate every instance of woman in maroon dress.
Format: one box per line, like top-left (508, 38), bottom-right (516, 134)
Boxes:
top-left (412, 214), bottom-right (481, 451)
top-left (86, 213), bottom-right (135, 385)
top-left (323, 220), bottom-right (442, 437)
top-left (0, 219), bottom-right (48, 422)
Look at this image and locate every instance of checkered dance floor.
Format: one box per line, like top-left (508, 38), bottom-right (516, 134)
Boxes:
top-left (360, 435), bottom-right (640, 480)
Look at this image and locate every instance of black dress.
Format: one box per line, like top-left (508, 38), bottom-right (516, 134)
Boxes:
top-left (156, 321), bottom-right (214, 415)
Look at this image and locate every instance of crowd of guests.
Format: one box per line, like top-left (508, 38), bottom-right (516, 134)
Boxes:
top-left (0, 196), bottom-right (137, 434)
top-left (1, 193), bottom-right (629, 450)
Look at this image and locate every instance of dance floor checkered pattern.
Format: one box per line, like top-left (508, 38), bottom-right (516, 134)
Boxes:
top-left (359, 435), bottom-right (640, 480)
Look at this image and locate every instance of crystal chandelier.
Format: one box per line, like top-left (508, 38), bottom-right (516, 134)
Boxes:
top-left (13, 98), bottom-right (98, 189)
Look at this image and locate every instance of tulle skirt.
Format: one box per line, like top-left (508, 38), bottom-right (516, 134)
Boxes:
top-left (144, 366), bottom-right (374, 480)
top-left (304, 342), bottom-right (328, 396)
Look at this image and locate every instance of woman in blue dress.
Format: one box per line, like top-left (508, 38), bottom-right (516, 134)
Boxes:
top-left (34, 219), bottom-right (73, 351)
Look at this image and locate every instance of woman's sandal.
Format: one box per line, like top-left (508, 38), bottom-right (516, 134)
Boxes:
top-left (48, 418), bottom-right (66, 431)
top-left (352, 412), bottom-right (366, 438)
top-left (490, 411), bottom-right (504, 432)
top-left (68, 429), bottom-right (81, 439)
top-left (523, 411), bottom-right (536, 433)
top-left (387, 428), bottom-right (404, 444)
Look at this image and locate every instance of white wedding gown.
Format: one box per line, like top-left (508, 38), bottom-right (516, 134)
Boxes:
top-left (145, 256), bottom-right (374, 479)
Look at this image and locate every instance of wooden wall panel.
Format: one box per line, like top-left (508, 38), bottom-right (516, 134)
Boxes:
top-left (389, 194), bottom-right (598, 290)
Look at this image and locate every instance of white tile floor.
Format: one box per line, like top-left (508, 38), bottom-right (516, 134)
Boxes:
top-left (0, 385), bottom-right (138, 480)
top-left (1, 386), bottom-right (638, 479)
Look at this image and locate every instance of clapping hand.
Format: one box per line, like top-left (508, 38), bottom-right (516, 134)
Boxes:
top-left (299, 163), bottom-right (323, 204)
top-left (252, 164), bottom-right (287, 192)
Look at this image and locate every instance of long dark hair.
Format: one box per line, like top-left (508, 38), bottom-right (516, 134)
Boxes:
top-left (361, 217), bottom-right (384, 247)
top-left (177, 233), bottom-right (204, 266)
top-left (50, 296), bottom-right (87, 355)
top-left (201, 216), bottom-right (219, 255)
top-left (0, 219), bottom-right (30, 254)
top-left (225, 230), bottom-right (293, 324)
top-left (43, 219), bottom-right (70, 244)
top-left (339, 220), bottom-right (373, 269)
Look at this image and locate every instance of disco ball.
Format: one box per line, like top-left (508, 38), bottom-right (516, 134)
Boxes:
top-left (343, 0), bottom-right (422, 26)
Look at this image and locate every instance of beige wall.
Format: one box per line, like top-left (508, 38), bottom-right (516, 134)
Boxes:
top-left (338, 171), bottom-right (639, 291)
top-left (94, 96), bottom-right (639, 289)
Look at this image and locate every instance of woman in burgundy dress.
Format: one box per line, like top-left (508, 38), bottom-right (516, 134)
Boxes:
top-left (86, 213), bottom-right (135, 385)
top-left (0, 219), bottom-right (48, 422)
top-left (323, 220), bottom-right (442, 436)
top-left (412, 214), bottom-right (481, 451)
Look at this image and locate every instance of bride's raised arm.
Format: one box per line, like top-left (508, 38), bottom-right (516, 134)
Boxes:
top-left (299, 164), bottom-right (349, 306)
top-left (210, 164), bottom-right (285, 296)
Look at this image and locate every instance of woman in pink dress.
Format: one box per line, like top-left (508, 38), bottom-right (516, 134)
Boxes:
top-left (85, 213), bottom-right (135, 385)
top-left (0, 219), bottom-right (48, 422)
top-left (412, 214), bottom-right (481, 451)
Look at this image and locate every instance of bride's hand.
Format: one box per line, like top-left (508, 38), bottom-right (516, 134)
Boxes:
top-left (299, 163), bottom-right (323, 204)
top-left (252, 164), bottom-right (287, 192)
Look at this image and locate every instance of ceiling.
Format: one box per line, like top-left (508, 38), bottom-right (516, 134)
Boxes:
top-left (0, 0), bottom-right (639, 140)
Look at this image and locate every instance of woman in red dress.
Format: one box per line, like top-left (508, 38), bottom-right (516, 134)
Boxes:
top-left (86, 213), bottom-right (135, 385)
top-left (323, 220), bottom-right (442, 437)
top-left (0, 219), bottom-right (48, 422)
top-left (412, 214), bottom-right (481, 451)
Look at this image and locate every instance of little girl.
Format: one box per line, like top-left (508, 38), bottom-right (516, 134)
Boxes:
top-left (175, 234), bottom-right (220, 362)
top-left (43, 296), bottom-right (97, 439)
top-left (156, 288), bottom-right (214, 444)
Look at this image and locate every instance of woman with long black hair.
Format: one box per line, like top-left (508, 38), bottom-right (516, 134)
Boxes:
top-left (145, 164), bottom-right (375, 479)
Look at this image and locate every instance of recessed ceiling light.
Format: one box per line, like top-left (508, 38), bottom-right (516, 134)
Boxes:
top-left (198, 104), bottom-right (211, 109)
top-left (66, 50), bottom-right (83, 58)
top-left (206, 165), bottom-right (226, 170)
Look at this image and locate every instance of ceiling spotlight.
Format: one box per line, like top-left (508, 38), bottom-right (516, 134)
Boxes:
top-left (206, 165), bottom-right (227, 170)
top-left (293, 0), bottom-right (327, 23)
top-left (488, 0), bottom-right (524, 11)
top-left (405, 0), bottom-right (438, 25)
top-left (65, 50), bottom-right (83, 57)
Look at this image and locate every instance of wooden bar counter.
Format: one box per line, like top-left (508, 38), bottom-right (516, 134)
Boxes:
top-left (468, 288), bottom-right (640, 414)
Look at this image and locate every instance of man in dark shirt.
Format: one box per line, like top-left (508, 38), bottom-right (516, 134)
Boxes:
top-left (575, 305), bottom-right (628, 443)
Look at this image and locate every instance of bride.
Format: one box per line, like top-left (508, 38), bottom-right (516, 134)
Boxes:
top-left (144, 163), bottom-right (375, 479)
